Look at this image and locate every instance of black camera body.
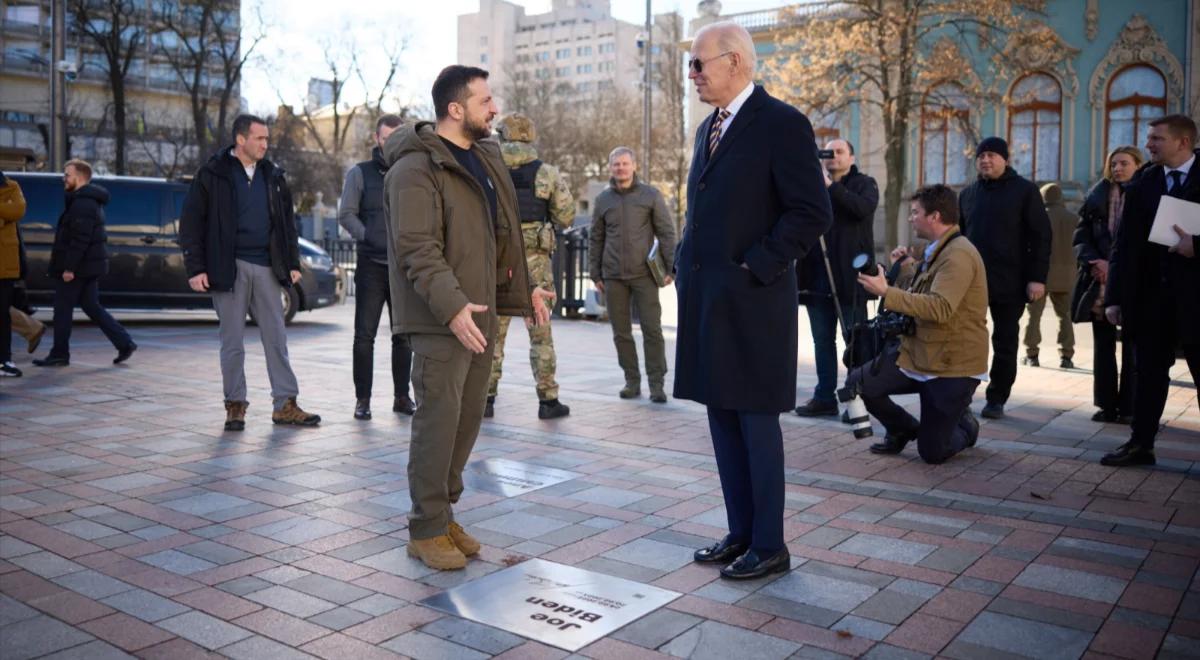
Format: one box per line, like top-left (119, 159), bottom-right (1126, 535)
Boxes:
top-left (817, 148), bottom-right (835, 159)
top-left (866, 310), bottom-right (915, 338)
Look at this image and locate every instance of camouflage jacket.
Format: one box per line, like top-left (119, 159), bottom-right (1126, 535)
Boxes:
top-left (500, 141), bottom-right (575, 230)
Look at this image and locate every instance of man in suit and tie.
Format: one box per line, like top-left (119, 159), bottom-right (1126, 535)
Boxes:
top-left (675, 22), bottom-right (832, 579)
top-left (1103, 114), bottom-right (1200, 467)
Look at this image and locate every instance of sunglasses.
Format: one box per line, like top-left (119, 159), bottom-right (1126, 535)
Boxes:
top-left (689, 51), bottom-right (733, 74)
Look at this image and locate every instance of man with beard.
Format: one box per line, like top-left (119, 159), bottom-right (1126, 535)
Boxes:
top-left (383, 65), bottom-right (552, 570)
top-left (33, 159), bottom-right (136, 368)
top-left (339, 114), bottom-right (416, 420)
top-left (179, 115), bottom-right (321, 431)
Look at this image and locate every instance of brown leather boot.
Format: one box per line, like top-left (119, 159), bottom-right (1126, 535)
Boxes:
top-left (406, 534), bottom-right (467, 570)
top-left (272, 397), bottom-right (321, 426)
top-left (448, 521), bottom-right (480, 556)
top-left (224, 400), bottom-right (247, 431)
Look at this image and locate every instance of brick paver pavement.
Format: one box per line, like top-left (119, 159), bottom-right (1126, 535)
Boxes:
top-left (2, 302), bottom-right (1198, 659)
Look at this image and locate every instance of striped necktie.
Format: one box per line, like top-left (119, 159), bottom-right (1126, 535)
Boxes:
top-left (708, 109), bottom-right (730, 157)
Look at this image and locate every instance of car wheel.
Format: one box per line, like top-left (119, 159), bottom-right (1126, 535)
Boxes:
top-left (281, 286), bottom-right (299, 325)
top-left (248, 286), bottom-right (300, 326)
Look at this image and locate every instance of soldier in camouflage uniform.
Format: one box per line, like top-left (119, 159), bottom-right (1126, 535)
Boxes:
top-left (486, 113), bottom-right (575, 420)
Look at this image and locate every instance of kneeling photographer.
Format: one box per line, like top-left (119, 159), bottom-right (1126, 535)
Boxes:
top-left (849, 184), bottom-right (990, 464)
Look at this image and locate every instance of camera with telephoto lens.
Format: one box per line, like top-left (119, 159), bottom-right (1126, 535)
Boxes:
top-left (837, 384), bottom-right (872, 439)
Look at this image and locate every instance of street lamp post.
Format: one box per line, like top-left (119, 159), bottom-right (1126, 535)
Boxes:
top-left (642, 0), bottom-right (651, 183)
top-left (50, 0), bottom-right (67, 170)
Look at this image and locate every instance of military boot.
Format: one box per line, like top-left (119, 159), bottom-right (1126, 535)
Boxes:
top-left (407, 535), bottom-right (466, 570)
top-left (224, 400), bottom-right (248, 431)
top-left (272, 398), bottom-right (321, 426)
top-left (538, 399), bottom-right (570, 419)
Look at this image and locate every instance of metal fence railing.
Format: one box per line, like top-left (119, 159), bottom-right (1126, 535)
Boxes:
top-left (320, 238), bottom-right (359, 298)
top-left (322, 231), bottom-right (593, 319)
top-left (553, 227), bottom-right (591, 318)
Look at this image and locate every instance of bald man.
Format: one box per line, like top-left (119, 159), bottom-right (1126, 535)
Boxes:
top-left (674, 22), bottom-right (832, 580)
top-left (795, 139), bottom-right (879, 417)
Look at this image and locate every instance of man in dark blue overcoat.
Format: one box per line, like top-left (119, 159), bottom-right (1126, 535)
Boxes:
top-left (675, 22), bottom-right (833, 580)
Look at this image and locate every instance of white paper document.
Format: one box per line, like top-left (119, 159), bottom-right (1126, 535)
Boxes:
top-left (1149, 195), bottom-right (1200, 247)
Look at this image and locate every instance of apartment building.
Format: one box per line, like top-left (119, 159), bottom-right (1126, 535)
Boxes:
top-left (457, 0), bottom-right (680, 106)
top-left (0, 0), bottom-right (240, 174)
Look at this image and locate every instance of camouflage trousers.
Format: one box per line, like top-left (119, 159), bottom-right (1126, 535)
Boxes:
top-left (488, 249), bottom-right (559, 401)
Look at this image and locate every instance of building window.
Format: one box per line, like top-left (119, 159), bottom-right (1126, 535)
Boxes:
top-left (556, 48), bottom-right (570, 59)
top-left (1105, 64), bottom-right (1166, 154)
top-left (556, 66), bottom-right (569, 77)
top-left (479, 36), bottom-right (488, 46)
top-left (1007, 72), bottom-right (1061, 181)
top-left (480, 53), bottom-right (487, 64)
top-left (920, 84), bottom-right (971, 186)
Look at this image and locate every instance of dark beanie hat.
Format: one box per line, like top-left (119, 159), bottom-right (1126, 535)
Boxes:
top-left (976, 136), bottom-right (1009, 161)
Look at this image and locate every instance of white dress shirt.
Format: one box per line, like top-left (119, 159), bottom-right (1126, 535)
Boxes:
top-left (715, 82), bottom-right (755, 139)
top-left (1165, 154), bottom-right (1194, 192)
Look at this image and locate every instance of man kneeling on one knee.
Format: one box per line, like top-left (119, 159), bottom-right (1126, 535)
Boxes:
top-left (851, 184), bottom-right (989, 464)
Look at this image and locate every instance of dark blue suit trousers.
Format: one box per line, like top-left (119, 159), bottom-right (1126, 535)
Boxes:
top-left (706, 407), bottom-right (784, 554)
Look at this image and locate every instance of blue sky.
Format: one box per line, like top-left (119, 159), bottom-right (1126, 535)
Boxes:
top-left (240, 0), bottom-right (784, 116)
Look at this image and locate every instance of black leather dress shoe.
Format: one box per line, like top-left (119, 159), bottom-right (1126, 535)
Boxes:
top-left (1100, 442), bottom-right (1156, 467)
top-left (354, 398), bottom-right (371, 420)
top-left (795, 399), bottom-right (838, 417)
top-left (393, 395), bottom-right (416, 415)
top-left (693, 536), bottom-right (749, 564)
top-left (961, 411), bottom-right (980, 448)
top-left (869, 430), bottom-right (915, 455)
top-left (113, 342), bottom-right (137, 364)
top-left (981, 402), bottom-right (1005, 419)
top-left (33, 355), bottom-right (69, 367)
top-left (720, 548), bottom-right (791, 580)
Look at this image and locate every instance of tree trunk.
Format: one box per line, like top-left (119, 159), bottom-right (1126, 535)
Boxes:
top-left (882, 134), bottom-right (906, 249)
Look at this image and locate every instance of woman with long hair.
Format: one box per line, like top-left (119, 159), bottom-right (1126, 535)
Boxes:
top-left (1071, 145), bottom-right (1144, 423)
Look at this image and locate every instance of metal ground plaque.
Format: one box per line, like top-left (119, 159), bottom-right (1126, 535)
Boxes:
top-left (420, 558), bottom-right (681, 651)
top-left (462, 458), bottom-right (580, 497)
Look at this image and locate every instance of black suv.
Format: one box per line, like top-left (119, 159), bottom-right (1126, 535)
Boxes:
top-left (7, 172), bottom-right (344, 324)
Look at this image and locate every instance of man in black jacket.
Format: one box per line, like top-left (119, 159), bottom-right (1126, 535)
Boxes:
top-left (33, 159), bottom-right (135, 368)
top-left (795, 139), bottom-right (878, 417)
top-left (1102, 115), bottom-right (1200, 467)
top-left (179, 114), bottom-right (320, 431)
top-left (338, 114), bottom-right (415, 420)
top-left (960, 137), bottom-right (1051, 419)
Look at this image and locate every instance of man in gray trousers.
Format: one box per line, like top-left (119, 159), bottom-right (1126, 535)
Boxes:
top-left (180, 114), bottom-right (321, 431)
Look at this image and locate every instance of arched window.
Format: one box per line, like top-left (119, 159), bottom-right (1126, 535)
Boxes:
top-left (1008, 73), bottom-right (1061, 181)
top-left (920, 84), bottom-right (970, 186)
top-left (1106, 64), bottom-right (1166, 154)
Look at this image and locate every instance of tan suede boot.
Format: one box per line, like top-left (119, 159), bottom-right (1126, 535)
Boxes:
top-left (272, 397), bottom-right (321, 426)
top-left (224, 400), bottom-right (248, 431)
top-left (407, 535), bottom-right (467, 570)
top-left (448, 521), bottom-right (481, 556)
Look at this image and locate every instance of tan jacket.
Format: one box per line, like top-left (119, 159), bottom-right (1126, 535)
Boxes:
top-left (382, 122), bottom-right (533, 337)
top-left (1040, 183), bottom-right (1077, 293)
top-left (883, 228), bottom-right (990, 377)
top-left (0, 178), bottom-right (27, 280)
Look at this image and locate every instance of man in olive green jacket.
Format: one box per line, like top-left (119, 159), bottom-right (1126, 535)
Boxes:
top-left (383, 65), bottom-right (552, 571)
top-left (851, 184), bottom-right (989, 464)
top-left (589, 147), bottom-right (677, 402)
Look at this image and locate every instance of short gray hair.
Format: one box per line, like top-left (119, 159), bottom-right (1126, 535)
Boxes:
top-left (608, 146), bottom-right (636, 164)
top-left (697, 21), bottom-right (756, 74)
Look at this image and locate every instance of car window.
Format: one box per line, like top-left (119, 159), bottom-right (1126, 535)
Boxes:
top-left (162, 190), bottom-right (187, 236)
top-left (96, 180), bottom-right (163, 233)
top-left (9, 175), bottom-right (64, 230)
